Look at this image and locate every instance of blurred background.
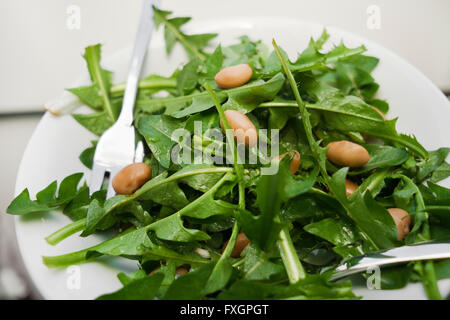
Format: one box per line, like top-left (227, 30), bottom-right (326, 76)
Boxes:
top-left (0, 0), bottom-right (449, 299)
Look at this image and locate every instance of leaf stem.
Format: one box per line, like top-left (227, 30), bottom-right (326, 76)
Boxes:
top-left (272, 40), bottom-right (328, 179)
top-left (203, 83), bottom-right (246, 291)
top-left (278, 227), bottom-right (306, 282)
top-left (45, 218), bottom-right (86, 245)
top-left (85, 45), bottom-right (115, 121)
top-left (203, 82), bottom-right (245, 208)
top-left (417, 260), bottom-right (442, 300)
top-left (153, 9), bottom-right (207, 61)
top-left (110, 78), bottom-right (177, 97)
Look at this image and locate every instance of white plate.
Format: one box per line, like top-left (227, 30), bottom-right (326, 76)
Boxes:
top-left (14, 17), bottom-right (450, 300)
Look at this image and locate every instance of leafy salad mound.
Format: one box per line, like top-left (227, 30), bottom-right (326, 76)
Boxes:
top-left (8, 7), bottom-right (450, 300)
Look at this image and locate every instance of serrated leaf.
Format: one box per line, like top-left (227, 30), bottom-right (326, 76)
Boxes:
top-left (137, 115), bottom-right (186, 168)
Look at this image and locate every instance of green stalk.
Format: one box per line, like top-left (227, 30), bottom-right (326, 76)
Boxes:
top-left (425, 206), bottom-right (450, 212)
top-left (278, 227), bottom-right (306, 283)
top-left (272, 39), bottom-right (331, 282)
top-left (204, 82), bottom-right (245, 208)
top-left (110, 78), bottom-right (177, 97)
top-left (45, 218), bottom-right (86, 245)
top-left (417, 261), bottom-right (442, 300)
top-left (203, 83), bottom-right (247, 292)
top-left (272, 40), bottom-right (328, 179)
top-left (85, 45), bottom-right (115, 121)
top-left (393, 174), bottom-right (440, 299)
top-left (43, 246), bottom-right (100, 268)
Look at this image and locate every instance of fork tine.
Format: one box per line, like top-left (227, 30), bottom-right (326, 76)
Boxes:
top-left (105, 167), bottom-right (122, 199)
top-left (89, 163), bottom-right (106, 195)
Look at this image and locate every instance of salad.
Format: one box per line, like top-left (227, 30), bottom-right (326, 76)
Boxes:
top-left (7, 7), bottom-right (450, 300)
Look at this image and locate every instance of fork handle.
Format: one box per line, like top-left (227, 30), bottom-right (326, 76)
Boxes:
top-left (117, 0), bottom-right (158, 126)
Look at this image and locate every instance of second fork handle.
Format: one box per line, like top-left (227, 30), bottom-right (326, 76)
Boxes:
top-left (117, 0), bottom-right (157, 126)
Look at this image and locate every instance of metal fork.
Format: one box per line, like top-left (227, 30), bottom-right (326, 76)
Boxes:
top-left (89, 0), bottom-right (158, 198)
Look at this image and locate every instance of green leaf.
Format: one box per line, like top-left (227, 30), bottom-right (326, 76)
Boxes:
top-left (430, 161), bottom-right (450, 183)
top-left (304, 218), bottom-right (359, 246)
top-left (117, 269), bottom-right (147, 286)
top-left (153, 7), bottom-right (217, 61)
top-left (222, 36), bottom-right (268, 72)
top-left (282, 166), bottom-right (319, 199)
top-left (236, 160), bottom-right (294, 251)
top-left (7, 189), bottom-right (58, 215)
top-left (177, 59), bottom-right (200, 95)
top-left (242, 244), bottom-right (285, 280)
top-left (93, 227), bottom-right (152, 257)
top-left (137, 115), bottom-right (186, 168)
top-left (137, 73), bottom-right (284, 117)
top-left (325, 42), bottom-right (367, 64)
top-left (163, 263), bottom-right (215, 299)
top-left (79, 140), bottom-right (97, 169)
top-left (62, 187), bottom-right (104, 221)
top-left (417, 148), bottom-right (450, 181)
top-left (349, 144), bottom-right (409, 175)
top-left (393, 178), bottom-right (417, 209)
top-left (265, 33), bottom-right (366, 76)
top-left (434, 259), bottom-right (450, 280)
top-left (392, 174), bottom-right (430, 243)
top-left (203, 45), bottom-right (224, 78)
top-left (377, 265), bottom-right (413, 290)
top-left (328, 168), bottom-right (398, 249)
top-left (81, 196), bottom-right (127, 236)
top-left (67, 85), bottom-right (103, 110)
top-left (174, 164), bottom-right (227, 192)
top-left (140, 173), bottom-right (189, 210)
top-left (80, 168), bottom-right (231, 236)
top-left (7, 173), bottom-right (84, 215)
top-left (72, 44), bottom-right (116, 124)
top-left (297, 75), bottom-right (428, 158)
top-left (149, 213), bottom-right (210, 242)
top-left (222, 73), bottom-right (285, 114)
top-left (218, 273), bottom-right (356, 299)
top-left (72, 111), bottom-right (114, 136)
top-left (203, 257), bottom-right (234, 295)
top-left (96, 274), bottom-right (164, 300)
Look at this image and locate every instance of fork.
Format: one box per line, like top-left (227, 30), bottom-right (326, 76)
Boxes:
top-left (89, 0), bottom-right (158, 198)
top-left (331, 239), bottom-right (450, 281)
